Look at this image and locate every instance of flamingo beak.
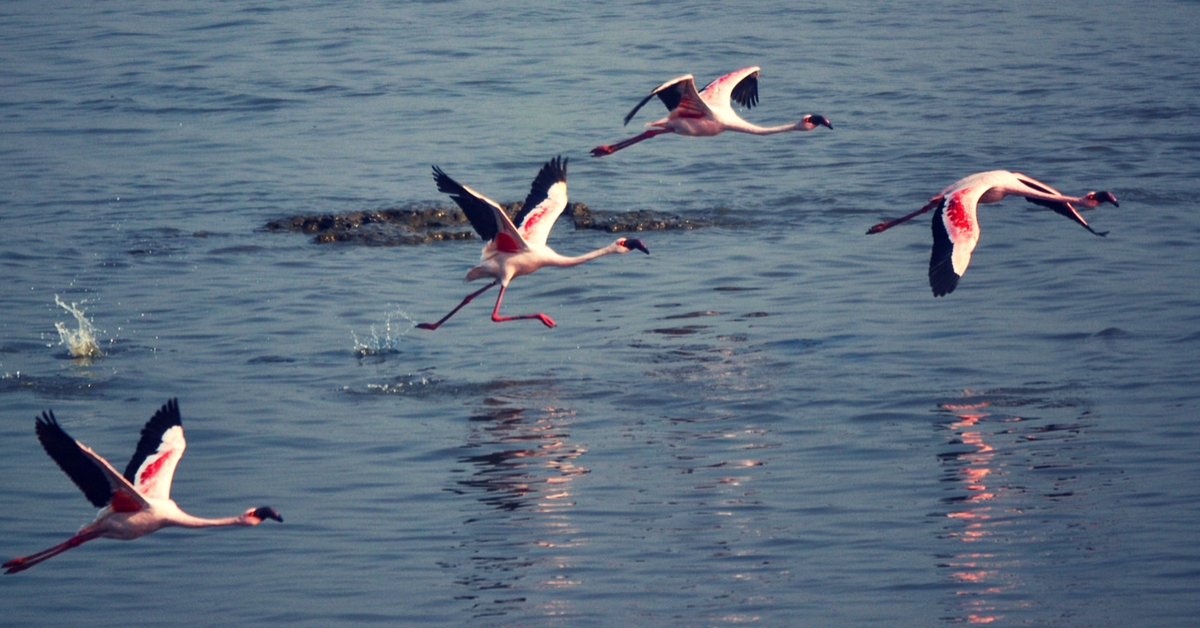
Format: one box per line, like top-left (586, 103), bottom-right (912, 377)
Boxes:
top-left (1097, 191), bottom-right (1119, 207)
top-left (621, 238), bottom-right (650, 254)
top-left (252, 506), bottom-right (284, 523)
top-left (808, 115), bottom-right (833, 130)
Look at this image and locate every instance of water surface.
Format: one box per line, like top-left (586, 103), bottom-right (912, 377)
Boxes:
top-left (2, 1), bottom-right (1199, 626)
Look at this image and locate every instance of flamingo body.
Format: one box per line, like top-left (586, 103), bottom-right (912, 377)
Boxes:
top-left (3, 399), bottom-right (282, 574)
top-left (867, 170), bottom-right (1119, 296)
top-left (417, 156), bottom-right (649, 330)
top-left (591, 66), bottom-right (832, 157)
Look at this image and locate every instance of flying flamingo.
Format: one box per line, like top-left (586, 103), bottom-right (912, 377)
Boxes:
top-left (4, 399), bottom-right (282, 574)
top-left (416, 156), bottom-right (649, 330)
top-left (866, 170), bottom-right (1119, 296)
top-left (590, 66), bottom-right (832, 157)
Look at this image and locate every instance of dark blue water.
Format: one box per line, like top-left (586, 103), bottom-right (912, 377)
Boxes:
top-left (2, 1), bottom-right (1199, 626)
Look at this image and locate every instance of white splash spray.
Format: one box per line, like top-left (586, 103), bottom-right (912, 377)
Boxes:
top-left (54, 295), bottom-right (103, 359)
top-left (352, 307), bottom-right (416, 358)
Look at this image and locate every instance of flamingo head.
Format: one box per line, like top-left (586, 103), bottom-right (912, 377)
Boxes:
top-left (617, 238), bottom-right (650, 254)
top-left (801, 114), bottom-right (833, 130)
top-left (1084, 191), bottom-right (1119, 208)
top-left (247, 506), bottom-right (284, 524)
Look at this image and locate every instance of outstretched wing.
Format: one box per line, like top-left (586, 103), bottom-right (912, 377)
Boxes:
top-left (123, 398), bottom-right (186, 501)
top-left (928, 200), bottom-right (961, 297)
top-left (35, 410), bottom-right (147, 511)
top-left (35, 411), bottom-right (113, 508)
top-left (512, 156), bottom-right (568, 247)
top-left (699, 66), bottom-right (760, 109)
top-left (928, 189), bottom-right (981, 297)
top-left (623, 74), bottom-right (707, 126)
top-left (1014, 173), bottom-right (1107, 236)
top-left (433, 166), bottom-right (527, 253)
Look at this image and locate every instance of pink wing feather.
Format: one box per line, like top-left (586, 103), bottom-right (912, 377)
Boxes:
top-left (123, 398), bottom-right (188, 501)
top-left (130, 426), bottom-right (185, 500)
top-left (514, 156), bottom-right (569, 247)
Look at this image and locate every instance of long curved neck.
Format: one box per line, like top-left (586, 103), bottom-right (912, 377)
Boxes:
top-left (1012, 187), bottom-right (1098, 208)
top-left (544, 242), bottom-right (626, 268)
top-left (166, 509), bottom-right (259, 529)
top-left (726, 119), bottom-right (805, 135)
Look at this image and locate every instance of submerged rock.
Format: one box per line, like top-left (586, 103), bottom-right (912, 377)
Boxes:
top-left (568, 203), bottom-right (711, 232)
top-left (262, 206), bottom-right (475, 246)
top-left (264, 202), bottom-right (709, 245)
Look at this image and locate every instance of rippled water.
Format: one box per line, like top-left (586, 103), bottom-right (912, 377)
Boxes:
top-left (2, 1), bottom-right (1199, 626)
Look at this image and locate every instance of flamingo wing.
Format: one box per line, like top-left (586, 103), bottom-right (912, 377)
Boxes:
top-left (700, 66), bottom-right (760, 109)
top-left (928, 190), bottom-right (981, 297)
top-left (622, 74), bottom-right (706, 125)
top-left (35, 411), bottom-right (113, 508)
top-left (123, 398), bottom-right (186, 501)
top-left (1013, 173), bottom-right (1107, 236)
top-left (513, 156), bottom-right (568, 247)
top-left (35, 410), bottom-right (148, 511)
top-left (433, 166), bottom-right (528, 252)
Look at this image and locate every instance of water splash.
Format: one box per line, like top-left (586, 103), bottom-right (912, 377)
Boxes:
top-left (54, 295), bottom-right (103, 359)
top-left (352, 306), bottom-right (416, 359)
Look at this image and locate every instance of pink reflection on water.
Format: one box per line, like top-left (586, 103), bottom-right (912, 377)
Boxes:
top-left (938, 399), bottom-right (1008, 624)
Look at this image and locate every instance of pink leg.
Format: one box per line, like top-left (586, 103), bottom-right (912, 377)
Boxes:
top-left (490, 285), bottom-right (555, 328)
top-left (591, 129), bottom-right (671, 157)
top-left (866, 197), bottom-right (944, 234)
top-left (416, 281), bottom-right (499, 330)
top-left (4, 530), bottom-right (102, 574)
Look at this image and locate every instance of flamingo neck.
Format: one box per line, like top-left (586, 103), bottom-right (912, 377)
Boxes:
top-left (544, 242), bottom-right (625, 268)
top-left (726, 120), bottom-right (807, 135)
top-left (166, 509), bottom-right (261, 529)
top-left (1007, 188), bottom-right (1095, 207)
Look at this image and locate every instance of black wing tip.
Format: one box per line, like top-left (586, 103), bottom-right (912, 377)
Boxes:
top-left (622, 91), bottom-right (658, 126)
top-left (928, 205), bottom-right (960, 297)
top-left (930, 272), bottom-right (960, 297)
top-left (33, 407), bottom-right (113, 509)
top-left (35, 410), bottom-right (71, 443)
top-left (431, 165), bottom-right (459, 193)
top-left (431, 165), bottom-right (499, 241)
top-left (731, 72), bottom-right (759, 109)
top-left (928, 254), bottom-right (961, 296)
top-left (36, 409), bottom-right (59, 428)
top-left (544, 155), bottom-right (567, 182)
top-left (529, 156), bottom-right (569, 194)
top-left (148, 398), bottom-right (183, 429)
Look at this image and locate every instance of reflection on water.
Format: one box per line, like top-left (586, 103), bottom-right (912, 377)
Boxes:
top-left (443, 383), bottom-right (587, 619)
top-left (937, 400), bottom-right (1009, 624)
top-left (934, 388), bottom-right (1096, 625)
top-left (633, 307), bottom-right (771, 402)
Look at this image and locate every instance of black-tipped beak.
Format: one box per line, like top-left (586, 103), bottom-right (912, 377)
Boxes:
top-left (811, 115), bottom-right (833, 130)
top-left (622, 238), bottom-right (650, 254)
top-left (1101, 191), bottom-right (1119, 207)
top-left (254, 506), bottom-right (283, 523)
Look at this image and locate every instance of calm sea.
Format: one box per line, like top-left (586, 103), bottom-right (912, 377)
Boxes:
top-left (2, 1), bottom-right (1199, 626)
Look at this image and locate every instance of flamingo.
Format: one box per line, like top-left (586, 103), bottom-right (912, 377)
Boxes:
top-left (866, 170), bottom-right (1119, 296)
top-left (590, 66), bottom-right (832, 157)
top-left (3, 399), bottom-right (282, 574)
top-left (416, 156), bottom-right (649, 330)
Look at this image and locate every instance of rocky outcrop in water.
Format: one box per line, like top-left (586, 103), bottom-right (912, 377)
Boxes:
top-left (264, 202), bottom-right (710, 246)
top-left (568, 204), bottom-right (711, 233)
